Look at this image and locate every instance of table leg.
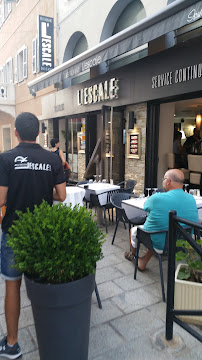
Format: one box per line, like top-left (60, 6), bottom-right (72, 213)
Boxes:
top-left (96, 208), bottom-right (104, 225)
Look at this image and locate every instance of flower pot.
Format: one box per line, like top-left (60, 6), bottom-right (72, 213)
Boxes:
top-left (174, 264), bottom-right (202, 326)
top-left (25, 272), bottom-right (95, 360)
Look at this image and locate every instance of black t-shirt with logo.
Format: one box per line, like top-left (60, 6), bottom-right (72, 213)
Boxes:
top-left (0, 143), bottom-right (65, 232)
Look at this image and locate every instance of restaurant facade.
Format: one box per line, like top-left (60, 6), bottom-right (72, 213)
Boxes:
top-left (28, 0), bottom-right (202, 194)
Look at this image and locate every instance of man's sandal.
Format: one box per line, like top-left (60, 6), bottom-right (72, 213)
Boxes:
top-left (124, 251), bottom-right (135, 263)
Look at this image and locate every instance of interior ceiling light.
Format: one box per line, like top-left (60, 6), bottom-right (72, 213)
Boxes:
top-left (196, 107), bottom-right (202, 130)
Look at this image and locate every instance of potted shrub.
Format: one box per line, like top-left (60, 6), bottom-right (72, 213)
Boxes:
top-left (8, 200), bottom-right (105, 360)
top-left (175, 238), bottom-right (202, 326)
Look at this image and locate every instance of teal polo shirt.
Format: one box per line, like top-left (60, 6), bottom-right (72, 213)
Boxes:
top-left (143, 189), bottom-right (198, 250)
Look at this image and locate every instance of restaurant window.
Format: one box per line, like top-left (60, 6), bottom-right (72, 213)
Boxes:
top-left (72, 35), bottom-right (88, 58)
top-left (100, 0), bottom-right (146, 42)
top-left (112, 0), bottom-right (146, 36)
top-left (63, 31), bottom-right (88, 62)
top-left (67, 117), bottom-right (86, 181)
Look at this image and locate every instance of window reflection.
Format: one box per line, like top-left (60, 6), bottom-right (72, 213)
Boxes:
top-left (67, 117), bottom-right (86, 181)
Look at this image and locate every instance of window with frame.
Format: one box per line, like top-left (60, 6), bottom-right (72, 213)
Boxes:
top-left (0, 67), bottom-right (3, 83)
top-left (2, 126), bottom-right (11, 152)
top-left (15, 46), bottom-right (27, 83)
top-left (0, 1), bottom-right (12, 23)
top-left (32, 37), bottom-right (38, 74)
top-left (0, 3), bottom-right (3, 27)
top-left (4, 57), bottom-right (13, 83)
top-left (2, 65), bottom-right (6, 83)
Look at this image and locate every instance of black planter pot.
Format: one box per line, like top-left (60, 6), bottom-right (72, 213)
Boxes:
top-left (25, 273), bottom-right (95, 360)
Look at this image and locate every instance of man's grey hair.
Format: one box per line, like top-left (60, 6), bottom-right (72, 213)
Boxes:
top-left (169, 172), bottom-right (184, 183)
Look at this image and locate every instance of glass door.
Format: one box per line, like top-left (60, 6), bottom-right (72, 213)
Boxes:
top-left (66, 117), bottom-right (86, 182)
top-left (101, 106), bottom-right (125, 183)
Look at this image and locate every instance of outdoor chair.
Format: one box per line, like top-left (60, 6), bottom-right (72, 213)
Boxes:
top-left (76, 180), bottom-right (90, 208)
top-left (134, 228), bottom-right (168, 302)
top-left (76, 180), bottom-right (89, 185)
top-left (110, 192), bottom-right (147, 245)
top-left (90, 189), bottom-right (120, 233)
top-left (134, 226), bottom-right (193, 302)
top-left (118, 180), bottom-right (137, 193)
top-left (197, 207), bottom-right (202, 238)
top-left (95, 282), bottom-right (102, 309)
top-left (152, 188), bottom-right (164, 194)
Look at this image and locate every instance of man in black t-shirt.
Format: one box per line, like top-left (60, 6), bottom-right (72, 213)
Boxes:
top-left (0, 112), bottom-right (66, 359)
top-left (183, 128), bottom-right (201, 154)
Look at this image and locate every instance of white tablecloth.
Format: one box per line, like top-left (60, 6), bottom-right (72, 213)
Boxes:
top-left (194, 196), bottom-right (202, 209)
top-left (122, 198), bottom-right (147, 220)
top-left (53, 186), bottom-right (85, 208)
top-left (122, 195), bottom-right (202, 221)
top-left (78, 183), bottom-right (120, 206)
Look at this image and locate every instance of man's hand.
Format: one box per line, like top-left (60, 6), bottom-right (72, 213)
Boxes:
top-left (0, 186), bottom-right (8, 207)
top-left (53, 182), bottom-right (66, 202)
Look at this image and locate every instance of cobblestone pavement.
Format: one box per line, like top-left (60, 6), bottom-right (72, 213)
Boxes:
top-left (0, 223), bottom-right (201, 359)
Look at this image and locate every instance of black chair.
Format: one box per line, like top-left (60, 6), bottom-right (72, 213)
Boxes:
top-left (152, 188), bottom-right (165, 194)
top-left (196, 207), bottom-right (202, 239)
top-left (76, 180), bottom-right (90, 208)
top-left (76, 180), bottom-right (89, 185)
top-left (118, 180), bottom-right (137, 193)
top-left (90, 189), bottom-right (120, 233)
top-left (95, 282), bottom-right (102, 309)
top-left (110, 192), bottom-right (147, 245)
top-left (134, 226), bottom-right (193, 302)
top-left (134, 228), bottom-right (168, 302)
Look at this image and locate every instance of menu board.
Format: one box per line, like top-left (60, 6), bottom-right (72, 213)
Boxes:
top-left (129, 134), bottom-right (139, 155)
top-left (127, 129), bottom-right (141, 159)
top-left (77, 118), bottom-right (86, 153)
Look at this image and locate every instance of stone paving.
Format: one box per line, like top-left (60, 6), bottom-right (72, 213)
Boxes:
top-left (0, 223), bottom-right (201, 359)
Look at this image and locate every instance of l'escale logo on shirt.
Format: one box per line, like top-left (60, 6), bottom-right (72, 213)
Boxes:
top-left (14, 156), bottom-right (51, 171)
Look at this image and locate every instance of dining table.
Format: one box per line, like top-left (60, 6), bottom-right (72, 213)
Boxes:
top-left (78, 183), bottom-right (120, 206)
top-left (78, 182), bottom-right (120, 224)
top-left (122, 194), bottom-right (202, 221)
top-left (53, 186), bottom-right (85, 208)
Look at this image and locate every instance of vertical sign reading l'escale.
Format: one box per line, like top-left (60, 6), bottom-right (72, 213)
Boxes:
top-left (38, 15), bottom-right (54, 72)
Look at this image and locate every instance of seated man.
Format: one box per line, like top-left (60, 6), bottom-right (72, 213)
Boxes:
top-left (124, 169), bottom-right (198, 270)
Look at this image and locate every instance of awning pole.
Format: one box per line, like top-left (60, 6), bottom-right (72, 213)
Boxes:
top-left (110, 107), bottom-right (113, 180)
top-left (71, 119), bottom-right (74, 180)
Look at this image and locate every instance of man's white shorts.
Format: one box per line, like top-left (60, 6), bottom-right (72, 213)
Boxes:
top-left (131, 226), bottom-right (163, 254)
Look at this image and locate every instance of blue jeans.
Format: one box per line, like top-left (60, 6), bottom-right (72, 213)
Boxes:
top-left (1, 232), bottom-right (22, 280)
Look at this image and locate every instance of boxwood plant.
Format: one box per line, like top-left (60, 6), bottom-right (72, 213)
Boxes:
top-left (7, 200), bottom-right (105, 284)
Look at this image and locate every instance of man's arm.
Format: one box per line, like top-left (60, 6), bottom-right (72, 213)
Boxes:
top-left (0, 186), bottom-right (8, 207)
top-left (53, 183), bottom-right (66, 202)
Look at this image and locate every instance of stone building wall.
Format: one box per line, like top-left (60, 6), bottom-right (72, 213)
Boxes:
top-left (78, 152), bottom-right (86, 181)
top-left (125, 103), bottom-right (147, 196)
